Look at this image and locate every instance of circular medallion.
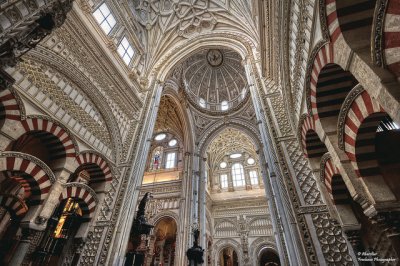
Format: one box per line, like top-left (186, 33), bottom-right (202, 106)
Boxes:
top-left (206, 49), bottom-right (223, 67)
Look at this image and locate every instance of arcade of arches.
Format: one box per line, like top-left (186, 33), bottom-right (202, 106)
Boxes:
top-left (0, 0), bottom-right (400, 265)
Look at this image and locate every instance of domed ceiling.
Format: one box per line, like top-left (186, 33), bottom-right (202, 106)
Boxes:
top-left (181, 48), bottom-right (249, 112)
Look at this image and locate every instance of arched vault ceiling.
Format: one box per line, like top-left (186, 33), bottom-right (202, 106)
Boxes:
top-left (154, 95), bottom-right (184, 141)
top-left (131, 0), bottom-right (260, 76)
top-left (206, 127), bottom-right (257, 168)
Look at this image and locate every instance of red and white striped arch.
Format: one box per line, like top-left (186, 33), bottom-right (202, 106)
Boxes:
top-left (343, 90), bottom-right (385, 177)
top-left (20, 117), bottom-right (76, 157)
top-left (299, 114), bottom-right (327, 158)
top-left (384, 0), bottom-right (400, 77)
top-left (0, 194), bottom-right (28, 216)
top-left (0, 155), bottom-right (53, 204)
top-left (309, 43), bottom-right (334, 119)
top-left (59, 185), bottom-right (97, 220)
top-left (321, 156), bottom-right (350, 205)
top-left (76, 152), bottom-right (112, 183)
top-left (322, 156), bottom-right (340, 196)
top-left (0, 88), bottom-right (21, 121)
top-left (325, 0), bottom-right (341, 43)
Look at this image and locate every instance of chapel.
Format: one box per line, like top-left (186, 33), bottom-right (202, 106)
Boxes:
top-left (0, 0), bottom-right (399, 265)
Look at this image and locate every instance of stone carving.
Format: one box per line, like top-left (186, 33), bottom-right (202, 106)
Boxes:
top-left (371, 0), bottom-right (388, 67)
top-left (286, 140), bottom-right (323, 205)
top-left (336, 84), bottom-right (364, 150)
top-left (17, 60), bottom-right (113, 149)
top-left (132, 192), bottom-right (154, 236)
top-left (134, 0), bottom-right (219, 36)
top-left (0, 0), bottom-right (73, 66)
top-left (311, 213), bottom-right (353, 264)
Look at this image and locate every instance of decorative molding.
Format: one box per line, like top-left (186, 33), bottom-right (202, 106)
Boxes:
top-left (337, 84), bottom-right (364, 150)
top-left (371, 0), bottom-right (388, 67)
top-left (297, 205), bottom-right (328, 215)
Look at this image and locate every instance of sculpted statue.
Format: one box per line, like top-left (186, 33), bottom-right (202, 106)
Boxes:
top-left (132, 192), bottom-right (154, 236)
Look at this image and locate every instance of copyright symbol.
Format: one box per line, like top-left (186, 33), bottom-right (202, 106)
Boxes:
top-left (357, 252), bottom-right (361, 255)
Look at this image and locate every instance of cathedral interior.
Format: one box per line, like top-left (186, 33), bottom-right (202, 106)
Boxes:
top-left (0, 0), bottom-right (400, 265)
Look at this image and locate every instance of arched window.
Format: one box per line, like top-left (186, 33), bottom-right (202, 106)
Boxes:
top-left (220, 174), bottom-right (228, 189)
top-left (165, 152), bottom-right (176, 169)
top-left (249, 170), bottom-right (258, 185)
top-left (151, 146), bottom-right (163, 170)
top-left (231, 163), bottom-right (245, 187)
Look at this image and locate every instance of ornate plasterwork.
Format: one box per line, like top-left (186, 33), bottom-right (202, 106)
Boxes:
top-left (311, 213), bottom-right (353, 264)
top-left (371, 0), bottom-right (388, 67)
top-left (206, 127), bottom-right (257, 167)
top-left (133, 0), bottom-right (220, 37)
top-left (17, 59), bottom-right (112, 145)
top-left (180, 48), bottom-right (248, 106)
top-left (47, 19), bottom-right (142, 119)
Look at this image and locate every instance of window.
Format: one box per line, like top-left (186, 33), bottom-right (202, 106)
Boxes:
top-left (220, 174), bottom-right (228, 189)
top-left (117, 37), bottom-right (135, 65)
top-left (230, 153), bottom-right (242, 159)
top-left (93, 3), bottom-right (116, 35)
top-left (199, 98), bottom-right (206, 108)
top-left (154, 133), bottom-right (166, 141)
top-left (247, 158), bottom-right (255, 165)
top-left (168, 139), bottom-right (177, 147)
top-left (151, 146), bottom-right (163, 170)
top-left (165, 152), bottom-right (176, 169)
top-left (220, 162), bottom-right (227, 169)
top-left (249, 170), bottom-right (258, 185)
top-left (231, 163), bottom-right (245, 187)
top-left (221, 100), bottom-right (228, 111)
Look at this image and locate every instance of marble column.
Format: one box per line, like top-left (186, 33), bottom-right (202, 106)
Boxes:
top-left (244, 61), bottom-right (303, 265)
top-left (112, 81), bottom-right (163, 265)
top-left (178, 151), bottom-right (193, 266)
top-left (199, 157), bottom-right (207, 263)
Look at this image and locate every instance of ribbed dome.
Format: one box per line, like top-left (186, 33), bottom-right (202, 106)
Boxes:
top-left (182, 48), bottom-right (249, 111)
